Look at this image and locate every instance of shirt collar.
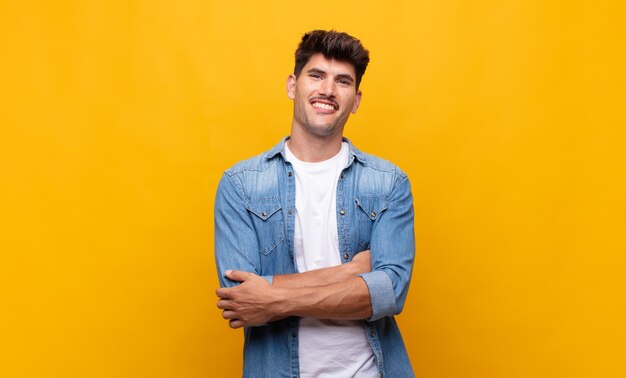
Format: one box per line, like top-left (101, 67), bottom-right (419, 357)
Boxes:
top-left (264, 136), bottom-right (367, 165)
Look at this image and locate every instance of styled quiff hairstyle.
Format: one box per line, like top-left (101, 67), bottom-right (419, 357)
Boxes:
top-left (294, 30), bottom-right (370, 89)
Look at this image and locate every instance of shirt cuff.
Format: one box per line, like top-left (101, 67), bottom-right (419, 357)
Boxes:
top-left (358, 271), bottom-right (397, 321)
top-left (262, 275), bottom-right (273, 285)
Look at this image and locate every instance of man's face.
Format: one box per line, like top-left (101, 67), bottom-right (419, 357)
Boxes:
top-left (287, 53), bottom-right (362, 138)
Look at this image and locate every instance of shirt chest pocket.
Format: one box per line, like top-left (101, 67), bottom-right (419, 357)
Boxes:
top-left (355, 197), bottom-right (389, 250)
top-left (246, 198), bottom-right (285, 256)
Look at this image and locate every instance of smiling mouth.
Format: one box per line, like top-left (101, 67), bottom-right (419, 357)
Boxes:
top-left (311, 101), bottom-right (337, 111)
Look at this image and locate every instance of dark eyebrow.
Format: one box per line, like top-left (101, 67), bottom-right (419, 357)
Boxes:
top-left (335, 74), bottom-right (354, 83)
top-left (306, 68), bottom-right (326, 76)
top-left (306, 68), bottom-right (355, 83)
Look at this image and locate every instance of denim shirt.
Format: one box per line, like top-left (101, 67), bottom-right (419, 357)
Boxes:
top-left (214, 137), bottom-right (415, 378)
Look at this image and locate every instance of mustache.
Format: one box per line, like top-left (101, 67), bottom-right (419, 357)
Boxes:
top-left (309, 96), bottom-right (339, 108)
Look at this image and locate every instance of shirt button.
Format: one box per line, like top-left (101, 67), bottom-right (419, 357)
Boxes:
top-left (288, 210), bottom-right (293, 215)
top-left (370, 212), bottom-right (376, 217)
top-left (341, 173), bottom-right (345, 179)
top-left (370, 330), bottom-right (376, 337)
top-left (261, 211), bottom-right (267, 217)
top-left (288, 171), bottom-right (292, 177)
top-left (339, 209), bottom-right (346, 215)
top-left (343, 253), bottom-right (349, 259)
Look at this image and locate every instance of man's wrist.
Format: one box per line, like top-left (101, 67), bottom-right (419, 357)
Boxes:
top-left (345, 260), bottom-right (362, 277)
top-left (271, 286), bottom-right (292, 319)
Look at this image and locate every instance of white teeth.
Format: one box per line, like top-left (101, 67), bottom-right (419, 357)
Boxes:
top-left (312, 102), bottom-right (334, 110)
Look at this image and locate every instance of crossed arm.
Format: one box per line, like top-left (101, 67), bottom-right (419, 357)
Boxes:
top-left (216, 251), bottom-right (372, 328)
top-left (214, 172), bottom-right (415, 329)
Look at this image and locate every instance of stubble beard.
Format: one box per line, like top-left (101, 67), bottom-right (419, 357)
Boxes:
top-left (295, 103), bottom-right (349, 139)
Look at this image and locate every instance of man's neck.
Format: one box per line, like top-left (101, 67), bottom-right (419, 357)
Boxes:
top-left (287, 128), bottom-right (343, 163)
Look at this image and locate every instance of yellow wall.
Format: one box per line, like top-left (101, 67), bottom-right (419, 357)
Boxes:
top-left (1, 1), bottom-right (625, 377)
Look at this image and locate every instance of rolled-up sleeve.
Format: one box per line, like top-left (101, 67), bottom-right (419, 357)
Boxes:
top-left (358, 175), bottom-right (415, 321)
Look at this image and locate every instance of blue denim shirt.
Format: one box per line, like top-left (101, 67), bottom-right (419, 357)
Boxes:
top-left (215, 137), bottom-right (415, 378)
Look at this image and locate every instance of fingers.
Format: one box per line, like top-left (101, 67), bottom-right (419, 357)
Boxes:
top-left (225, 269), bottom-right (255, 282)
top-left (229, 319), bottom-right (244, 329)
top-left (216, 299), bottom-right (233, 310)
top-left (218, 299), bottom-right (239, 323)
top-left (216, 271), bottom-right (251, 298)
top-left (215, 287), bottom-right (231, 299)
top-left (218, 298), bottom-right (238, 322)
top-left (216, 269), bottom-right (261, 330)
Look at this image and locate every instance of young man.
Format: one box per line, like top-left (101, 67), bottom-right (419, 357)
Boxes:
top-left (214, 30), bottom-right (415, 377)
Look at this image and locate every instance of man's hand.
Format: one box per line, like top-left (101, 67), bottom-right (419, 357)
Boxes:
top-left (217, 251), bottom-right (373, 328)
top-left (216, 270), bottom-right (284, 329)
top-left (351, 250), bottom-right (371, 274)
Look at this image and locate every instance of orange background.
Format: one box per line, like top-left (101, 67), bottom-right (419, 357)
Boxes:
top-left (1, 1), bottom-right (625, 377)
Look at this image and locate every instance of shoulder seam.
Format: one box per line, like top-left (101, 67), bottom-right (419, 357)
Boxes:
top-left (361, 163), bottom-right (408, 178)
top-left (358, 157), bottom-right (408, 178)
top-left (225, 157), bottom-right (279, 176)
top-left (222, 171), bottom-right (246, 200)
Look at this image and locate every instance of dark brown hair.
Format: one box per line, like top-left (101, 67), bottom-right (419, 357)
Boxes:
top-left (294, 30), bottom-right (370, 89)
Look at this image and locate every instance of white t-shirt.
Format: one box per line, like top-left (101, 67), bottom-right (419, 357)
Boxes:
top-left (284, 141), bottom-right (378, 378)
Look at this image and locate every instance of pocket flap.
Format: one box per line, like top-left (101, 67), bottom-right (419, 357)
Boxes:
top-left (247, 198), bottom-right (282, 221)
top-left (355, 197), bottom-right (389, 221)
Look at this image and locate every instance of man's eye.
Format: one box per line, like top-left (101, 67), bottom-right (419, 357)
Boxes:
top-left (338, 80), bottom-right (350, 85)
top-left (310, 74), bottom-right (322, 79)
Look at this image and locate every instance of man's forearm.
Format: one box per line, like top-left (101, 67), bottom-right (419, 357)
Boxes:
top-left (272, 250), bottom-right (371, 289)
top-left (216, 251), bottom-right (373, 327)
top-left (274, 276), bottom-right (372, 319)
top-left (217, 271), bottom-right (373, 327)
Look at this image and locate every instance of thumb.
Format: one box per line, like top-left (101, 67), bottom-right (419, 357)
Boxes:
top-left (225, 269), bottom-right (255, 282)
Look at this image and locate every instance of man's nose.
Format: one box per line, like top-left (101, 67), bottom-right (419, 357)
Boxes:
top-left (318, 79), bottom-right (335, 97)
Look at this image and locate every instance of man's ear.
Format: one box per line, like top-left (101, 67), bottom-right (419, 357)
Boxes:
top-left (286, 74), bottom-right (296, 99)
top-left (351, 90), bottom-right (363, 114)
